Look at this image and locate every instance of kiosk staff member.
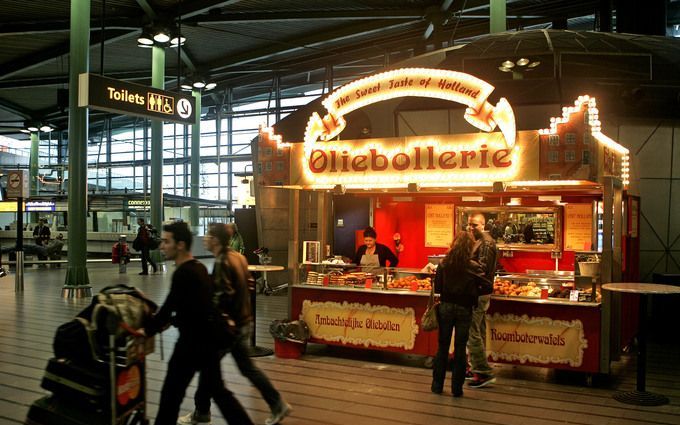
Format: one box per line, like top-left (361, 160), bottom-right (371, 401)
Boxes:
top-left (353, 226), bottom-right (399, 267)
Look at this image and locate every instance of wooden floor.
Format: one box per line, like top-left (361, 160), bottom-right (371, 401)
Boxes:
top-left (1, 262), bottom-right (679, 425)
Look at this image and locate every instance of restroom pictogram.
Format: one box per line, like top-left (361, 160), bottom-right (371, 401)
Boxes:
top-left (147, 93), bottom-right (174, 115)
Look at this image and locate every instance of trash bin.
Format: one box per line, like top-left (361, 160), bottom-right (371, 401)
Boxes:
top-left (269, 319), bottom-right (310, 359)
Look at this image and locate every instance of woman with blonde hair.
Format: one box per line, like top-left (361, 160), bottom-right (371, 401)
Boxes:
top-left (431, 231), bottom-right (491, 397)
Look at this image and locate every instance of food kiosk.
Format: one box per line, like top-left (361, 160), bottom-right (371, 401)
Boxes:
top-left (257, 68), bottom-right (639, 374)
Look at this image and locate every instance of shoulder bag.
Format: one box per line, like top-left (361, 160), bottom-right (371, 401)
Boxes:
top-left (421, 284), bottom-right (439, 331)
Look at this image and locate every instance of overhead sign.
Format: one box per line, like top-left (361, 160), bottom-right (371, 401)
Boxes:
top-left (6, 170), bottom-right (29, 198)
top-left (26, 201), bottom-right (56, 212)
top-left (78, 73), bottom-right (196, 125)
top-left (127, 199), bottom-right (151, 210)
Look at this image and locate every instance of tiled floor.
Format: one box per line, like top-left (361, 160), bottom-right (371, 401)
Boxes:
top-left (1, 263), bottom-right (679, 425)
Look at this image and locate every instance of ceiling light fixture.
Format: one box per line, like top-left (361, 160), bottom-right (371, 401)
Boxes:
top-left (138, 22), bottom-right (185, 48)
top-left (516, 58), bottom-right (530, 66)
top-left (181, 76), bottom-right (217, 91)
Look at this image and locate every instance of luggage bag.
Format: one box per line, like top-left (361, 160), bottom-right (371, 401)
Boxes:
top-left (41, 358), bottom-right (109, 411)
top-left (25, 395), bottom-right (109, 425)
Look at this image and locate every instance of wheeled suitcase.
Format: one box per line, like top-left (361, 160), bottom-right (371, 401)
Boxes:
top-left (24, 395), bottom-right (109, 425)
top-left (41, 358), bottom-right (109, 411)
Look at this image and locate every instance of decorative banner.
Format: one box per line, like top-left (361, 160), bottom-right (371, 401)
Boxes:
top-left (487, 313), bottom-right (588, 367)
top-left (300, 300), bottom-right (418, 350)
top-left (304, 68), bottom-right (516, 149)
top-left (425, 204), bottom-right (454, 247)
top-left (564, 204), bottom-right (593, 251)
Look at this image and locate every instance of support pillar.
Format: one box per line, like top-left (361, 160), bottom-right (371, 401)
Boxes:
top-left (63, 0), bottom-right (91, 297)
top-left (490, 0), bottom-right (506, 33)
top-left (29, 132), bottom-right (40, 222)
top-left (190, 89), bottom-right (201, 233)
top-left (151, 46), bottom-right (165, 265)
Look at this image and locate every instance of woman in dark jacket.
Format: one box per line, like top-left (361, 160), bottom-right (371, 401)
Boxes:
top-left (352, 226), bottom-right (399, 267)
top-left (431, 231), bottom-right (491, 397)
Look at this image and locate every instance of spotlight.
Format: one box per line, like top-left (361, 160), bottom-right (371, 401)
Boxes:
top-left (153, 30), bottom-right (170, 43)
top-left (516, 58), bottom-right (530, 66)
top-left (501, 60), bottom-right (515, 69)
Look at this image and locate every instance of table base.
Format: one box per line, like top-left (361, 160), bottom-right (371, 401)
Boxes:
top-left (613, 390), bottom-right (669, 406)
top-left (248, 345), bottom-right (274, 357)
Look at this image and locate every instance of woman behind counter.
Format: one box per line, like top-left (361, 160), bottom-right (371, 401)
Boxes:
top-left (352, 226), bottom-right (398, 267)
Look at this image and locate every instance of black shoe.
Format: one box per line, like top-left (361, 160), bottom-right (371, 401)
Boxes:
top-left (468, 373), bottom-right (496, 388)
top-left (431, 382), bottom-right (443, 394)
top-left (139, 272), bottom-right (148, 275)
top-left (453, 390), bottom-right (463, 398)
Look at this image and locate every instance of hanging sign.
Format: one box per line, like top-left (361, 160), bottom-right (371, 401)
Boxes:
top-left (304, 68), bottom-right (516, 149)
top-left (78, 73), bottom-right (196, 125)
top-left (6, 170), bottom-right (29, 199)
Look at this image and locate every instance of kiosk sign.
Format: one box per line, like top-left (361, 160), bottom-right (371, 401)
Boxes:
top-left (78, 73), bottom-right (196, 125)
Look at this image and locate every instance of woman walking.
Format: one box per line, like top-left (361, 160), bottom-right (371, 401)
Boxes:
top-left (431, 231), bottom-right (492, 397)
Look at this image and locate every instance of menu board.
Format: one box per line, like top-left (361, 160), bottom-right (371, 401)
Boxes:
top-left (565, 204), bottom-right (593, 251)
top-left (425, 204), bottom-right (454, 247)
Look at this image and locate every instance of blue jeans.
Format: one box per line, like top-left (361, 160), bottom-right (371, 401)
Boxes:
top-left (195, 323), bottom-right (282, 414)
top-left (467, 294), bottom-right (493, 374)
top-left (432, 302), bottom-right (472, 393)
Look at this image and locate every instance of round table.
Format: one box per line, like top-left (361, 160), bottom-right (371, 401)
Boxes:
top-left (247, 265), bottom-right (285, 357)
top-left (602, 282), bottom-right (680, 406)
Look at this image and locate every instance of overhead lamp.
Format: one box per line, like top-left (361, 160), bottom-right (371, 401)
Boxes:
top-left (20, 129), bottom-right (31, 134)
top-left (40, 125), bottom-right (53, 132)
top-left (498, 66), bottom-right (512, 73)
top-left (193, 81), bottom-right (206, 89)
top-left (528, 61), bottom-right (541, 68)
top-left (170, 34), bottom-right (186, 47)
top-left (153, 30), bottom-right (170, 43)
top-left (137, 29), bottom-right (154, 47)
top-left (181, 77), bottom-right (217, 91)
top-left (501, 60), bottom-right (515, 69)
top-left (27, 125), bottom-right (39, 132)
top-left (516, 58), bottom-right (530, 66)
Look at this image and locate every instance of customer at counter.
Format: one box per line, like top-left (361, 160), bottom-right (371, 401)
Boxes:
top-left (352, 226), bottom-right (399, 267)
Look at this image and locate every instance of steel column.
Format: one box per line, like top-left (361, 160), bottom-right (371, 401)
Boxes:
top-left (190, 89), bottom-right (201, 232)
top-left (151, 46), bottom-right (164, 265)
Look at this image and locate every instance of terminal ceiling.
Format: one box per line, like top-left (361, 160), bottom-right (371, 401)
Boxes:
top-left (0, 0), bottom-right (675, 137)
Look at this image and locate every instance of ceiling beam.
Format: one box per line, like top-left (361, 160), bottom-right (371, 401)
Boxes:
top-left (0, 98), bottom-right (33, 120)
top-left (202, 19), bottom-right (424, 74)
top-left (0, 29), bottom-right (137, 81)
top-left (0, 17), bottom-right (142, 35)
top-left (179, 0), bottom-right (248, 20)
top-left (184, 9), bottom-right (425, 24)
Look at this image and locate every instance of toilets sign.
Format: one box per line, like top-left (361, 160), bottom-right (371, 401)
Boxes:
top-left (78, 73), bottom-right (196, 125)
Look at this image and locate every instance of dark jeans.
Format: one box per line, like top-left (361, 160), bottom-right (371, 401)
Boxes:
top-left (140, 246), bottom-right (156, 273)
top-left (195, 323), bottom-right (282, 414)
top-left (154, 338), bottom-right (253, 425)
top-left (432, 302), bottom-right (473, 394)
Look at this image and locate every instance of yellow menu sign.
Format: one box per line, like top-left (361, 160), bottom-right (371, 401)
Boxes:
top-left (425, 204), bottom-right (454, 248)
top-left (565, 204), bottom-right (593, 251)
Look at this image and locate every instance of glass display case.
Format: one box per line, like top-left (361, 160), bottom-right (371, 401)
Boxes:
top-left (493, 270), bottom-right (601, 303)
top-left (297, 263), bottom-right (434, 292)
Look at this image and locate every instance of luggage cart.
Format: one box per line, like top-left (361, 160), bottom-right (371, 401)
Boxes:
top-left (27, 309), bottom-right (153, 425)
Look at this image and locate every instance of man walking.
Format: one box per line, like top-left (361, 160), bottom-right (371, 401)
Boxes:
top-left (466, 212), bottom-right (498, 388)
top-left (136, 218), bottom-right (157, 275)
top-left (147, 222), bottom-right (253, 425)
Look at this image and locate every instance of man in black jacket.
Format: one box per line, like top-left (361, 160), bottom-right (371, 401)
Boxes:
top-left (466, 213), bottom-right (498, 388)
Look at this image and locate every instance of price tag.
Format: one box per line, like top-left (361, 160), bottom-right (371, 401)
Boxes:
top-left (364, 278), bottom-right (373, 289)
top-left (569, 290), bottom-right (580, 302)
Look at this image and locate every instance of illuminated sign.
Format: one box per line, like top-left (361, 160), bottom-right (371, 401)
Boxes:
top-left (303, 68), bottom-right (516, 149)
top-left (26, 201), bottom-right (56, 212)
top-left (289, 132), bottom-right (539, 189)
top-left (78, 73), bottom-right (196, 125)
top-left (127, 199), bottom-right (150, 210)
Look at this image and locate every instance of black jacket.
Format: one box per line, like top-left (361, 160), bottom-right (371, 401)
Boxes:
top-left (472, 232), bottom-right (497, 295)
top-left (434, 259), bottom-right (492, 307)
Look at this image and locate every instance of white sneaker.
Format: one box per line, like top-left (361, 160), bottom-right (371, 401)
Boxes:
top-left (177, 411), bottom-right (211, 425)
top-left (265, 402), bottom-right (292, 425)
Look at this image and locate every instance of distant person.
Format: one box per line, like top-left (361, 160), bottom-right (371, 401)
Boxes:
top-left (147, 222), bottom-right (253, 425)
top-left (135, 218), bottom-right (157, 275)
top-left (32, 218), bottom-right (50, 266)
top-left (33, 218), bottom-right (51, 246)
top-left (523, 223), bottom-right (535, 243)
top-left (352, 226), bottom-right (398, 267)
top-left (46, 233), bottom-right (65, 267)
top-left (432, 231), bottom-right (491, 397)
top-left (226, 222), bottom-right (245, 254)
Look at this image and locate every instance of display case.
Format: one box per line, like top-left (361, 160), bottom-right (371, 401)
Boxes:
top-left (493, 270), bottom-right (601, 303)
top-left (297, 263), bottom-right (433, 292)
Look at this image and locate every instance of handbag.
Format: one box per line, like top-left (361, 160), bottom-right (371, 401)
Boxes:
top-left (421, 285), bottom-right (439, 331)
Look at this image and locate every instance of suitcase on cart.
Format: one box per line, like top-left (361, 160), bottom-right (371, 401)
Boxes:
top-left (41, 358), bottom-right (109, 411)
top-left (25, 395), bottom-right (109, 425)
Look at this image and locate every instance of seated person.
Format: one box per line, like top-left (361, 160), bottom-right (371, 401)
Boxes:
top-left (46, 233), bottom-right (65, 267)
top-left (352, 226), bottom-right (399, 267)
